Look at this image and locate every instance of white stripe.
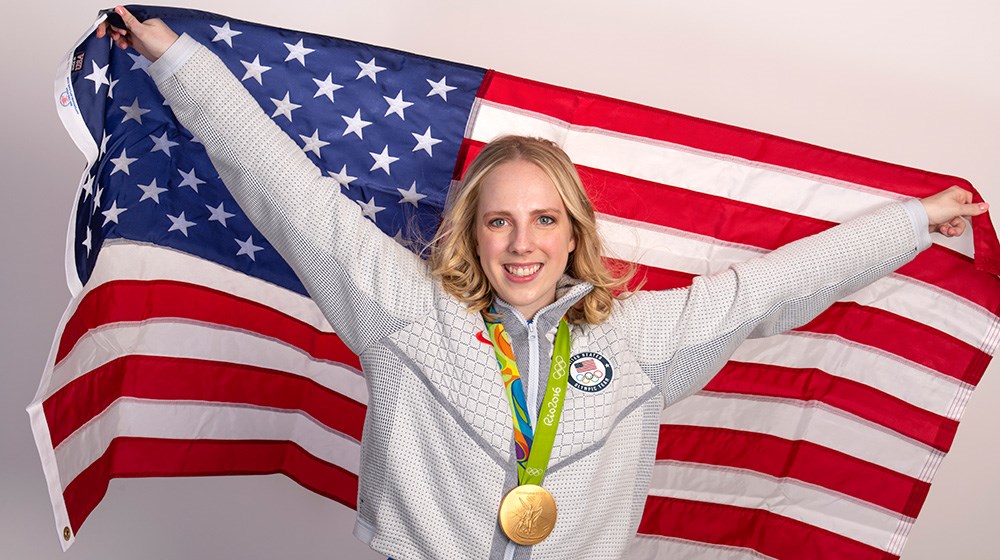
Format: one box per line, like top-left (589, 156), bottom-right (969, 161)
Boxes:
top-left (662, 393), bottom-right (941, 481)
top-left (45, 321), bottom-right (368, 406)
top-left (732, 332), bottom-right (968, 420)
top-left (86, 240), bottom-right (335, 333)
top-left (54, 398), bottom-right (361, 491)
top-left (646, 461), bottom-right (912, 554)
top-left (471, 99), bottom-right (974, 257)
top-left (598, 213), bottom-right (997, 349)
top-left (629, 535), bottom-right (778, 560)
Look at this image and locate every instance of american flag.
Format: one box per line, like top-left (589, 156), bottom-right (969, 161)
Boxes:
top-left (32, 5), bottom-right (1000, 558)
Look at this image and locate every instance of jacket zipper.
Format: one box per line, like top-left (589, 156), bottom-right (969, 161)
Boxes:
top-left (526, 320), bottom-right (539, 428)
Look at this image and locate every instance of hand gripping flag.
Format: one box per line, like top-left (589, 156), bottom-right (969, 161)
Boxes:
top-left (33, 5), bottom-right (1000, 558)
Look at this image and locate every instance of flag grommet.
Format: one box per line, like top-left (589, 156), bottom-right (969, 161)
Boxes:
top-left (63, 527), bottom-right (71, 541)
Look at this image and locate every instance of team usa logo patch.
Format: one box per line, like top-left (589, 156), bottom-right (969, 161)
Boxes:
top-left (568, 352), bottom-right (613, 393)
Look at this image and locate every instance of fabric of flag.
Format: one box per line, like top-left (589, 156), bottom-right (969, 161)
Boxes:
top-left (32, 5), bottom-right (1000, 558)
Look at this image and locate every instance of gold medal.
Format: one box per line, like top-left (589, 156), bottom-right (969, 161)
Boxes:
top-left (497, 484), bottom-right (557, 545)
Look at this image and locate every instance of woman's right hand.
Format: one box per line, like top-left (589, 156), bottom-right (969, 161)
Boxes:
top-left (95, 5), bottom-right (178, 63)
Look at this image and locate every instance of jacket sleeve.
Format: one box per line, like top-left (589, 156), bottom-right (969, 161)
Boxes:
top-left (149, 34), bottom-right (435, 354)
top-left (615, 199), bottom-right (932, 406)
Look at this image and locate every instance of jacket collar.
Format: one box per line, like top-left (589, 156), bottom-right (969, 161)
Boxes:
top-left (492, 275), bottom-right (593, 337)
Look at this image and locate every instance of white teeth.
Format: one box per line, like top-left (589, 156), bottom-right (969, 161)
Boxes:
top-left (505, 264), bottom-right (541, 277)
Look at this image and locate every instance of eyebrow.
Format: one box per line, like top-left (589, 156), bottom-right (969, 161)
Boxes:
top-left (481, 208), bottom-right (565, 218)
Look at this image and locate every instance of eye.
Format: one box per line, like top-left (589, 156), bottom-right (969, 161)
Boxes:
top-left (488, 217), bottom-right (507, 228)
top-left (538, 215), bottom-right (555, 225)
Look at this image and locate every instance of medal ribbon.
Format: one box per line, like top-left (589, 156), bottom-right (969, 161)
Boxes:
top-left (483, 310), bottom-right (571, 486)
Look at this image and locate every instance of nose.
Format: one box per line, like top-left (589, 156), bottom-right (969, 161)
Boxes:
top-left (508, 224), bottom-right (535, 255)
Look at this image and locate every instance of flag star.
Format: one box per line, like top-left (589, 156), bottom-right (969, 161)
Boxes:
top-left (299, 129), bottom-right (330, 158)
top-left (120, 98), bottom-right (151, 124)
top-left (283, 39), bottom-right (314, 66)
top-left (426, 76), bottom-right (457, 101)
top-left (82, 227), bottom-right (93, 255)
top-left (101, 200), bottom-right (128, 226)
top-left (178, 168), bottom-right (206, 192)
top-left (270, 91), bottom-right (301, 121)
top-left (240, 55), bottom-right (271, 85)
top-left (94, 186), bottom-right (104, 208)
top-left (368, 145), bottom-right (399, 175)
top-left (411, 126), bottom-right (442, 156)
top-left (313, 73), bottom-right (344, 102)
top-left (355, 57), bottom-right (386, 82)
top-left (327, 165), bottom-right (357, 190)
top-left (137, 178), bottom-right (168, 203)
top-left (81, 172), bottom-right (95, 198)
top-left (167, 212), bottom-right (197, 236)
top-left (99, 131), bottom-right (111, 155)
top-left (110, 148), bottom-right (138, 175)
top-left (84, 61), bottom-right (110, 93)
top-left (210, 22), bottom-right (242, 47)
top-left (397, 181), bottom-right (427, 207)
top-left (206, 202), bottom-right (236, 227)
top-left (392, 229), bottom-right (406, 245)
top-left (107, 78), bottom-right (119, 99)
top-left (382, 90), bottom-right (414, 120)
top-left (149, 132), bottom-right (179, 156)
top-left (357, 196), bottom-right (385, 222)
top-left (341, 109), bottom-right (372, 139)
top-left (127, 52), bottom-right (152, 72)
top-left (236, 235), bottom-right (264, 260)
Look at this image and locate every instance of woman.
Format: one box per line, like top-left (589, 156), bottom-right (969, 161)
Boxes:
top-left (98, 7), bottom-right (988, 560)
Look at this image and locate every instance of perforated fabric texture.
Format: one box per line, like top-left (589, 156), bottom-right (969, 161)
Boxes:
top-left (151, 36), bottom-right (926, 560)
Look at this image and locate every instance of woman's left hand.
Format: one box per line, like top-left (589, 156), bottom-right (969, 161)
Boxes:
top-left (921, 186), bottom-right (989, 237)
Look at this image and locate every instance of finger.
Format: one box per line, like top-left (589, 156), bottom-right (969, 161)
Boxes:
top-left (961, 202), bottom-right (990, 217)
top-left (115, 5), bottom-right (140, 33)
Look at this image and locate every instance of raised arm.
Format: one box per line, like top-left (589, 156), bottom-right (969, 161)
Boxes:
top-left (99, 7), bottom-right (436, 353)
top-left (617, 192), bottom-right (987, 407)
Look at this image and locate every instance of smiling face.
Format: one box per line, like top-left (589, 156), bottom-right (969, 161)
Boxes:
top-left (476, 159), bottom-right (577, 321)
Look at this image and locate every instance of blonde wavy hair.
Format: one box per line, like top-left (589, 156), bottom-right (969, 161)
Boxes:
top-left (428, 136), bottom-right (636, 325)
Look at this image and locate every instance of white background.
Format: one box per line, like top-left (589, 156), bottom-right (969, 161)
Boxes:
top-left (2, 1), bottom-right (997, 558)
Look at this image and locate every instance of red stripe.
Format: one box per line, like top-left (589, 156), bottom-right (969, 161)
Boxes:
top-left (706, 362), bottom-right (959, 452)
top-left (63, 438), bottom-right (358, 534)
top-left (638, 495), bottom-right (899, 560)
top-left (56, 280), bottom-right (360, 369)
top-left (460, 139), bottom-right (1000, 312)
top-left (657, 425), bottom-right (930, 518)
top-left (44, 355), bottom-right (366, 448)
top-left (798, 302), bottom-right (987, 385)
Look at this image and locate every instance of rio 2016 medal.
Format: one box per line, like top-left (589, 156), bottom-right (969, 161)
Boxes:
top-left (498, 484), bottom-right (557, 545)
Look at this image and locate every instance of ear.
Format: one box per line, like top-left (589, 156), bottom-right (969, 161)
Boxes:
top-left (568, 232), bottom-right (577, 254)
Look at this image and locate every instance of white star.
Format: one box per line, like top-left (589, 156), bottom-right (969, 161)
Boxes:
top-left (270, 92), bottom-right (301, 121)
top-left (299, 129), bottom-right (330, 158)
top-left (99, 131), bottom-right (111, 155)
top-left (110, 148), bottom-right (138, 175)
top-left (240, 55), bottom-right (271, 85)
top-left (178, 168), bottom-right (206, 192)
top-left (369, 145), bottom-right (399, 175)
top-left (355, 57), bottom-right (386, 82)
top-left (101, 200), bottom-right (127, 225)
top-left (81, 171), bottom-right (95, 198)
top-left (167, 212), bottom-right (197, 236)
top-left (283, 39), bottom-right (314, 66)
top-left (426, 76), bottom-right (457, 100)
top-left (137, 178), bottom-right (168, 203)
top-left (327, 165), bottom-right (357, 190)
top-left (107, 78), bottom-right (119, 99)
top-left (341, 109), bottom-right (372, 139)
top-left (236, 235), bottom-right (264, 260)
top-left (84, 61), bottom-right (110, 93)
top-left (127, 52), bottom-right (152, 73)
top-left (397, 181), bottom-right (427, 207)
top-left (94, 185), bottom-right (104, 208)
top-left (206, 202), bottom-right (236, 227)
top-left (382, 90), bottom-right (414, 120)
top-left (210, 22), bottom-right (242, 47)
top-left (120, 98), bottom-right (151, 124)
top-left (82, 227), bottom-right (93, 255)
top-left (411, 127), bottom-right (442, 156)
top-left (149, 132), bottom-right (179, 156)
top-left (313, 73), bottom-right (343, 102)
top-left (357, 196), bottom-right (385, 222)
